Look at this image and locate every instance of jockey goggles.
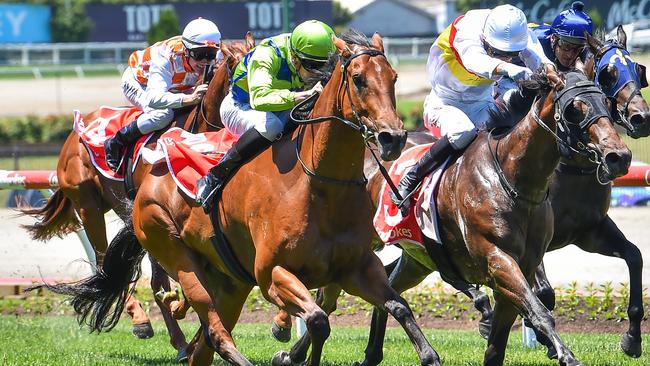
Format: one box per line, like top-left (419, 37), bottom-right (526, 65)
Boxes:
top-left (188, 47), bottom-right (219, 61)
top-left (299, 57), bottom-right (327, 72)
top-left (557, 38), bottom-right (585, 53)
top-left (487, 45), bottom-right (520, 60)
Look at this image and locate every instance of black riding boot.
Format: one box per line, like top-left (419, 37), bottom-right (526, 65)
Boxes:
top-left (390, 135), bottom-right (454, 208)
top-left (196, 128), bottom-right (273, 213)
top-left (104, 122), bottom-right (143, 172)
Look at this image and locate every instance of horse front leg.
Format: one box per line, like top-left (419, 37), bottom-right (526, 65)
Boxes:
top-left (575, 216), bottom-right (644, 358)
top-left (482, 245), bottom-right (582, 366)
top-left (342, 251), bottom-right (440, 366)
top-left (263, 266), bottom-right (332, 366)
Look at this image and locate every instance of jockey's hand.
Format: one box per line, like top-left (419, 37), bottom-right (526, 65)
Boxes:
top-left (294, 82), bottom-right (323, 102)
top-left (183, 84), bottom-right (209, 106)
top-left (544, 63), bottom-right (565, 90)
top-left (500, 63), bottom-right (533, 81)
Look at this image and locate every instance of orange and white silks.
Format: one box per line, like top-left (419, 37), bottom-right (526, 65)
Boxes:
top-left (127, 36), bottom-right (198, 93)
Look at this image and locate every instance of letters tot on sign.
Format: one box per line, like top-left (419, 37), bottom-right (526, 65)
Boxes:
top-left (0, 10), bottom-right (27, 37)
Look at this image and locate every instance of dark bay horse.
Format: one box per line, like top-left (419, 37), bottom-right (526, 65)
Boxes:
top-left (21, 35), bottom-right (254, 360)
top-left (41, 30), bottom-right (443, 366)
top-left (290, 70), bottom-right (631, 366)
top-left (524, 26), bottom-right (650, 359)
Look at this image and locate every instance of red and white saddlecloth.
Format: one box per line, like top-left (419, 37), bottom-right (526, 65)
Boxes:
top-left (156, 127), bottom-right (238, 199)
top-left (373, 144), bottom-right (447, 247)
top-left (73, 106), bottom-right (150, 180)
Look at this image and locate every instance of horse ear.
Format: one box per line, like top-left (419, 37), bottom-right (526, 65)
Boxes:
top-left (617, 24), bottom-right (628, 49)
top-left (333, 35), bottom-right (351, 58)
top-left (371, 32), bottom-right (384, 52)
top-left (585, 31), bottom-right (602, 55)
top-left (245, 31), bottom-right (255, 49)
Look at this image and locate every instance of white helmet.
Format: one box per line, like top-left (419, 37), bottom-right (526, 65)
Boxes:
top-left (182, 18), bottom-right (221, 49)
top-left (482, 5), bottom-right (528, 52)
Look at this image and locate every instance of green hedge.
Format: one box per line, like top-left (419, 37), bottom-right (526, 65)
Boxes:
top-left (0, 115), bottom-right (72, 143)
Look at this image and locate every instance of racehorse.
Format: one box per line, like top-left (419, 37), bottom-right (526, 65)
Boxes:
top-left (40, 29), bottom-right (446, 366)
top-left (287, 69), bottom-right (632, 366)
top-left (523, 26), bottom-right (650, 359)
top-left (21, 34), bottom-right (255, 361)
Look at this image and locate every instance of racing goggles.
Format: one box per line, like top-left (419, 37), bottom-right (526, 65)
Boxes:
top-left (557, 38), bottom-right (585, 53)
top-left (188, 47), bottom-right (219, 61)
top-left (487, 46), bottom-right (520, 60)
top-left (299, 57), bottom-right (327, 72)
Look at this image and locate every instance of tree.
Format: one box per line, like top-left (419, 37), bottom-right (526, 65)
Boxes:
top-left (332, 0), bottom-right (353, 34)
top-left (588, 8), bottom-right (603, 32)
top-left (147, 9), bottom-right (181, 45)
top-left (50, 0), bottom-right (93, 42)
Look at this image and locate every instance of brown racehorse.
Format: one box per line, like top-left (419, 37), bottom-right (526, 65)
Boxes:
top-left (523, 27), bottom-right (650, 359)
top-left (21, 35), bottom-right (254, 361)
top-left (287, 70), bottom-right (632, 366)
top-left (43, 30), bottom-right (444, 366)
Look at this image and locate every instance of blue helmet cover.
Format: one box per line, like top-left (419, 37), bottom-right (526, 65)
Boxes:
top-left (551, 1), bottom-right (593, 42)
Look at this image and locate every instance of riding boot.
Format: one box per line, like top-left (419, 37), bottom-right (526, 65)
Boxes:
top-left (196, 128), bottom-right (273, 213)
top-left (390, 135), bottom-right (454, 209)
top-left (104, 122), bottom-right (144, 172)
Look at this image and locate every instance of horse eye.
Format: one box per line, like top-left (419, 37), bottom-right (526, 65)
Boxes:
top-left (352, 74), bottom-right (365, 89)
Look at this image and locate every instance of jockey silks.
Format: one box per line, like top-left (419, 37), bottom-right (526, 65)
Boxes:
top-left (230, 34), bottom-right (305, 112)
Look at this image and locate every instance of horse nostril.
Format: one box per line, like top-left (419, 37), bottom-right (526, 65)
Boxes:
top-left (629, 113), bottom-right (646, 127)
top-left (377, 131), bottom-right (394, 147)
top-left (605, 151), bottom-right (631, 175)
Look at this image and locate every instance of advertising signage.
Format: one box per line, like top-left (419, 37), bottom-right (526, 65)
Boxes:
top-left (86, 1), bottom-right (332, 42)
top-left (492, 0), bottom-right (650, 31)
top-left (0, 4), bottom-right (51, 43)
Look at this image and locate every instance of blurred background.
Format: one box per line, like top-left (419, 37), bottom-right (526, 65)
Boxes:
top-left (3, 0), bottom-right (650, 207)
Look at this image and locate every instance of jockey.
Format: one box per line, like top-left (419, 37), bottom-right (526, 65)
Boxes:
top-left (104, 18), bottom-right (221, 172)
top-left (392, 4), bottom-right (561, 208)
top-left (195, 20), bottom-right (335, 211)
top-left (532, 1), bottom-right (593, 70)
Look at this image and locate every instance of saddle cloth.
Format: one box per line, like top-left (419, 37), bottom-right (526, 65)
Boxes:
top-left (152, 127), bottom-right (238, 199)
top-left (373, 144), bottom-right (448, 247)
top-left (73, 106), bottom-right (151, 180)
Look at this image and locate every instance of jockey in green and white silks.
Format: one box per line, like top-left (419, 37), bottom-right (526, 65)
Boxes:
top-left (196, 20), bottom-right (335, 212)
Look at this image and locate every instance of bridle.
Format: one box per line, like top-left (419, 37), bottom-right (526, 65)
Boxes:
top-left (290, 47), bottom-right (396, 187)
top-left (489, 74), bottom-right (615, 203)
top-left (593, 41), bottom-right (648, 134)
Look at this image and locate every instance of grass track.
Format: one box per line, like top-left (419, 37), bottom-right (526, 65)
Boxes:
top-left (0, 316), bottom-right (648, 365)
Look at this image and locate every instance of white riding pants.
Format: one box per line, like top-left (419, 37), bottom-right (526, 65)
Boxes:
top-left (220, 92), bottom-right (290, 141)
top-left (121, 69), bottom-right (174, 134)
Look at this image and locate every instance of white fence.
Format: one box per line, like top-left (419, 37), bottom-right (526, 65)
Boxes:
top-left (0, 38), bottom-right (432, 76)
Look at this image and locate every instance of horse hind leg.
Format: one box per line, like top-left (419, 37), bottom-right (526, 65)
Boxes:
top-left (341, 252), bottom-right (441, 366)
top-left (527, 260), bottom-right (560, 359)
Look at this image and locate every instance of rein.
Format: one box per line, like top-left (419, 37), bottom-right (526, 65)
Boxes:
top-left (289, 48), bottom-right (394, 187)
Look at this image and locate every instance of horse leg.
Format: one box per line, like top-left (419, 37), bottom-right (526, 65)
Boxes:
top-left (150, 256), bottom-right (189, 362)
top-left (482, 245), bottom-right (582, 366)
top-left (575, 216), bottom-right (644, 358)
top-left (528, 260), bottom-right (559, 359)
top-left (484, 292), bottom-right (520, 366)
top-left (342, 252), bottom-right (440, 366)
top-left (264, 266), bottom-right (331, 366)
top-left (447, 279), bottom-right (493, 339)
top-left (355, 252), bottom-right (434, 366)
top-left (272, 310), bottom-right (293, 342)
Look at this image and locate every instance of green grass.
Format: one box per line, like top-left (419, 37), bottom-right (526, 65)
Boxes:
top-left (0, 64), bottom-right (123, 80)
top-left (0, 315), bottom-right (648, 365)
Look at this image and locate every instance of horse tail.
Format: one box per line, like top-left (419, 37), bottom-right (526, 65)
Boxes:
top-left (20, 189), bottom-right (81, 241)
top-left (27, 222), bottom-right (145, 333)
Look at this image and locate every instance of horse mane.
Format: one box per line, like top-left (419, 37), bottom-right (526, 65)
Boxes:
top-left (483, 71), bottom-right (552, 132)
top-left (293, 28), bottom-right (374, 120)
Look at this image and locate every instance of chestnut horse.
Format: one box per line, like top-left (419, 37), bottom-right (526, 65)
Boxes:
top-left (22, 35), bottom-right (254, 361)
top-left (44, 30), bottom-right (445, 366)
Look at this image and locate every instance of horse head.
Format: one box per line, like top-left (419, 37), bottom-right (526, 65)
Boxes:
top-left (532, 70), bottom-right (631, 182)
top-left (331, 30), bottom-right (406, 161)
top-left (585, 26), bottom-right (650, 138)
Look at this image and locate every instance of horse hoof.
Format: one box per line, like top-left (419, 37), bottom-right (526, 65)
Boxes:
top-left (620, 332), bottom-right (642, 358)
top-left (272, 351), bottom-right (291, 366)
top-left (478, 319), bottom-right (491, 340)
top-left (546, 345), bottom-right (558, 360)
top-left (175, 347), bottom-right (189, 363)
top-left (132, 322), bottom-right (154, 339)
top-left (271, 322), bottom-right (292, 343)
